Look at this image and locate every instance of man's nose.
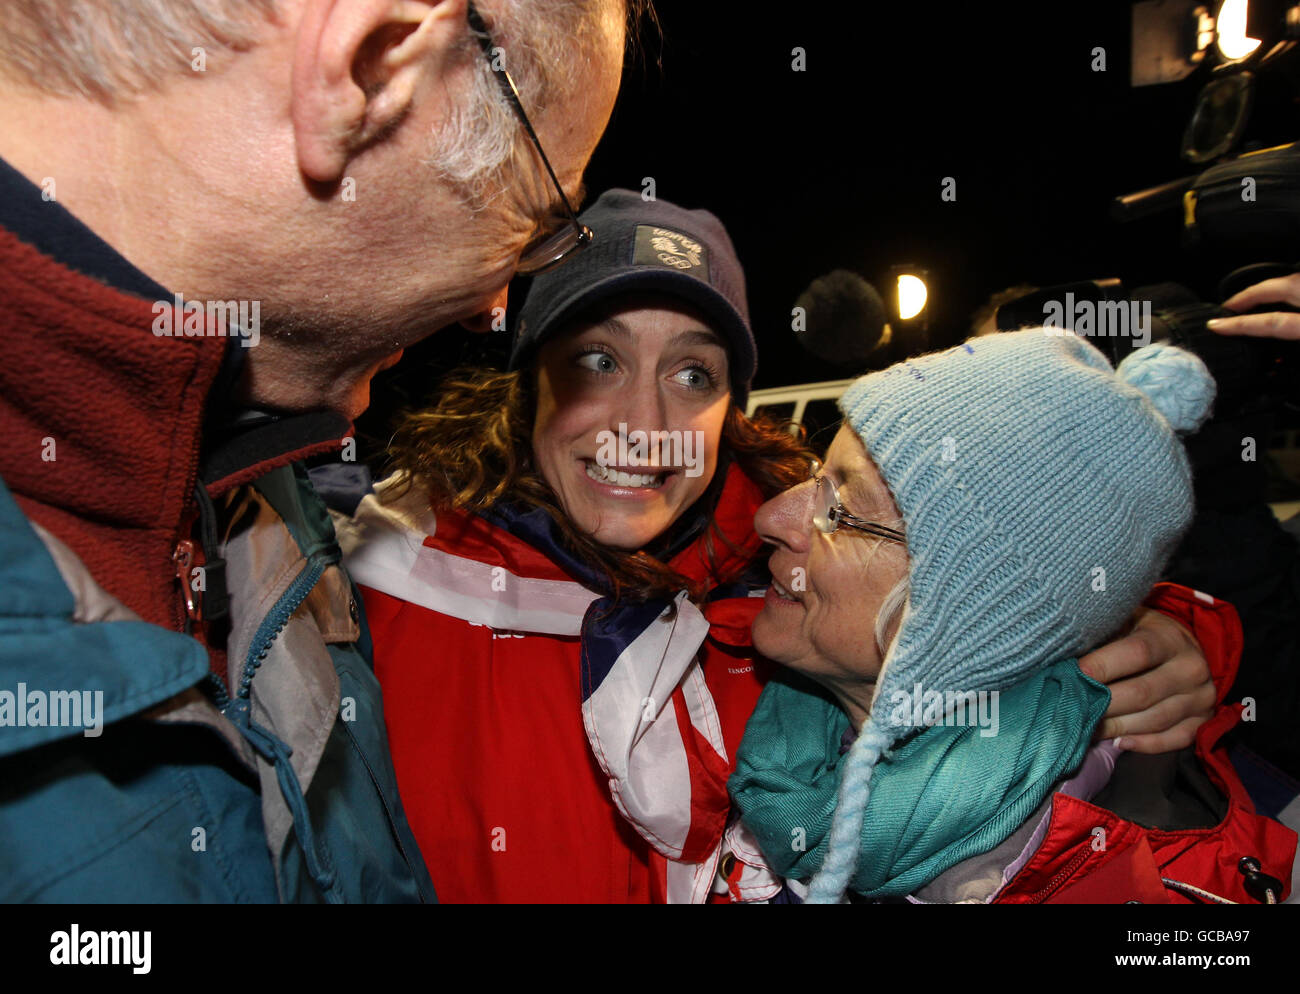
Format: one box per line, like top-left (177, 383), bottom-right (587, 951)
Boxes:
top-left (461, 286), bottom-right (510, 334)
top-left (755, 478), bottom-right (815, 553)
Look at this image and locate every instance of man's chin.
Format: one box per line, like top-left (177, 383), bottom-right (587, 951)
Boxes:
top-left (340, 351), bottom-right (407, 419)
top-left (342, 391), bottom-right (369, 421)
top-left (287, 372), bottom-right (372, 421)
top-left (339, 374), bottom-right (376, 420)
top-left (238, 341), bottom-right (386, 418)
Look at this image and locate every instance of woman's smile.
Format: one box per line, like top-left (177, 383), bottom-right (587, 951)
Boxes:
top-left (581, 458), bottom-right (673, 492)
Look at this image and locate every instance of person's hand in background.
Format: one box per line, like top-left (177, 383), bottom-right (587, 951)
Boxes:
top-left (1207, 273), bottom-right (1300, 340)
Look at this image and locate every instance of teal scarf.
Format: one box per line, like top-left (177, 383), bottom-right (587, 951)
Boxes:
top-left (729, 661), bottom-right (1109, 898)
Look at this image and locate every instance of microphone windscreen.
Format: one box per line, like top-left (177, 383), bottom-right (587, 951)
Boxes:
top-left (794, 270), bottom-right (889, 367)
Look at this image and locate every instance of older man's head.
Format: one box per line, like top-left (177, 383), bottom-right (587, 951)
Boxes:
top-left (0, 0), bottom-right (638, 416)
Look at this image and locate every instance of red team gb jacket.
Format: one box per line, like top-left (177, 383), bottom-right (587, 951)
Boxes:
top-left (335, 465), bottom-right (772, 903)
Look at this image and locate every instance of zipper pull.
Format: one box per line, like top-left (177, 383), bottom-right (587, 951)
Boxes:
top-left (173, 539), bottom-right (203, 622)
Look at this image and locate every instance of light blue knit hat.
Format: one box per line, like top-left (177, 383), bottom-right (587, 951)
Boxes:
top-left (807, 329), bottom-right (1216, 903)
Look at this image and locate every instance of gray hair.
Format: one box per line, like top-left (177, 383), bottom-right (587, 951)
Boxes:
top-left (0, 1), bottom-right (279, 101)
top-left (874, 575), bottom-right (910, 658)
top-left (0, 1), bottom-right (634, 197)
top-left (430, 0), bottom-right (617, 201)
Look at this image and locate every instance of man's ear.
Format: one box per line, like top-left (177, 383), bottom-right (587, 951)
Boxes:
top-left (291, 0), bottom-right (469, 184)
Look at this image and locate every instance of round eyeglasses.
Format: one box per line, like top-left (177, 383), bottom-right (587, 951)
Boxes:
top-left (810, 468), bottom-right (906, 543)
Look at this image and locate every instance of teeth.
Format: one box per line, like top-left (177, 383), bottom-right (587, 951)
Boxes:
top-left (771, 579), bottom-right (797, 601)
top-left (586, 462), bottom-right (665, 488)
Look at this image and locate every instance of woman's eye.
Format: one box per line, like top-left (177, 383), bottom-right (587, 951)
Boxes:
top-left (673, 366), bottom-right (714, 390)
top-left (577, 351), bottom-right (618, 375)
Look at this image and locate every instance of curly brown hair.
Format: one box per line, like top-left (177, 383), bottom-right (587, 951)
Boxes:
top-left (385, 367), bottom-right (816, 604)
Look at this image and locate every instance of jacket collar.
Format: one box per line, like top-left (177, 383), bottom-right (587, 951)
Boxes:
top-left (0, 156), bottom-right (348, 626)
top-left (0, 224), bottom-right (223, 624)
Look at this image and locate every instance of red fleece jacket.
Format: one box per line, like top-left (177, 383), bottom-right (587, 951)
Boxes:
top-left (0, 224), bottom-right (226, 630)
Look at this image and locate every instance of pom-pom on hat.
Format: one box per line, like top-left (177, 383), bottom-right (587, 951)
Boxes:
top-left (510, 189), bottom-right (757, 405)
top-left (807, 330), bottom-right (1215, 903)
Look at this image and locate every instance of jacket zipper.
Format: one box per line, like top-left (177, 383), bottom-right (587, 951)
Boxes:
top-left (174, 482), bottom-right (229, 636)
top-left (197, 551), bottom-right (427, 901)
top-left (201, 671), bottom-right (230, 710)
top-left (218, 554), bottom-right (343, 901)
top-left (173, 539), bottom-right (202, 625)
top-left (229, 556), bottom-right (326, 710)
top-left (1021, 847), bottom-right (1091, 904)
top-left (171, 410), bottom-right (206, 633)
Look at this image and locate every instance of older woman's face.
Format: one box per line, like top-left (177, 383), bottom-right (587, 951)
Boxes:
top-left (752, 425), bottom-right (909, 691)
top-left (532, 296), bottom-right (731, 551)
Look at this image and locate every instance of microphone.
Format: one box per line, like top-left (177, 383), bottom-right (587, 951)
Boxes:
top-left (794, 270), bottom-right (891, 370)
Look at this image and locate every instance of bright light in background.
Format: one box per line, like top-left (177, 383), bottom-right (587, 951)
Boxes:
top-left (897, 274), bottom-right (928, 320)
top-left (1216, 0), bottom-right (1261, 61)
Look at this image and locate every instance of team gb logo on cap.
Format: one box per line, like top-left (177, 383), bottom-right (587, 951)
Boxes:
top-left (634, 225), bottom-right (709, 277)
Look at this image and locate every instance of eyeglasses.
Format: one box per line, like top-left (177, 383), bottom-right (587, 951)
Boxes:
top-left (467, 1), bottom-right (593, 275)
top-left (810, 465), bottom-right (906, 543)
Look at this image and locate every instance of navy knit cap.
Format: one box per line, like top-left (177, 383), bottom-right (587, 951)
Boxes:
top-left (510, 189), bottom-right (757, 405)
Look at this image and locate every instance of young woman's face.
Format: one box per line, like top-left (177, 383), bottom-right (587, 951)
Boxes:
top-left (532, 295), bottom-right (731, 551)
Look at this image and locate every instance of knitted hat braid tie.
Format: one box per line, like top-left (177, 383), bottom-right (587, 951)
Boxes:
top-left (805, 720), bottom-right (895, 903)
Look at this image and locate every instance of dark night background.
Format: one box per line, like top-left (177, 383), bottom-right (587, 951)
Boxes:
top-left (356, 0), bottom-right (1300, 456)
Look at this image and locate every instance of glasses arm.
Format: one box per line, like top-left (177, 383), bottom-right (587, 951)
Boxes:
top-left (834, 511), bottom-right (906, 544)
top-left (466, 2), bottom-right (583, 229)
